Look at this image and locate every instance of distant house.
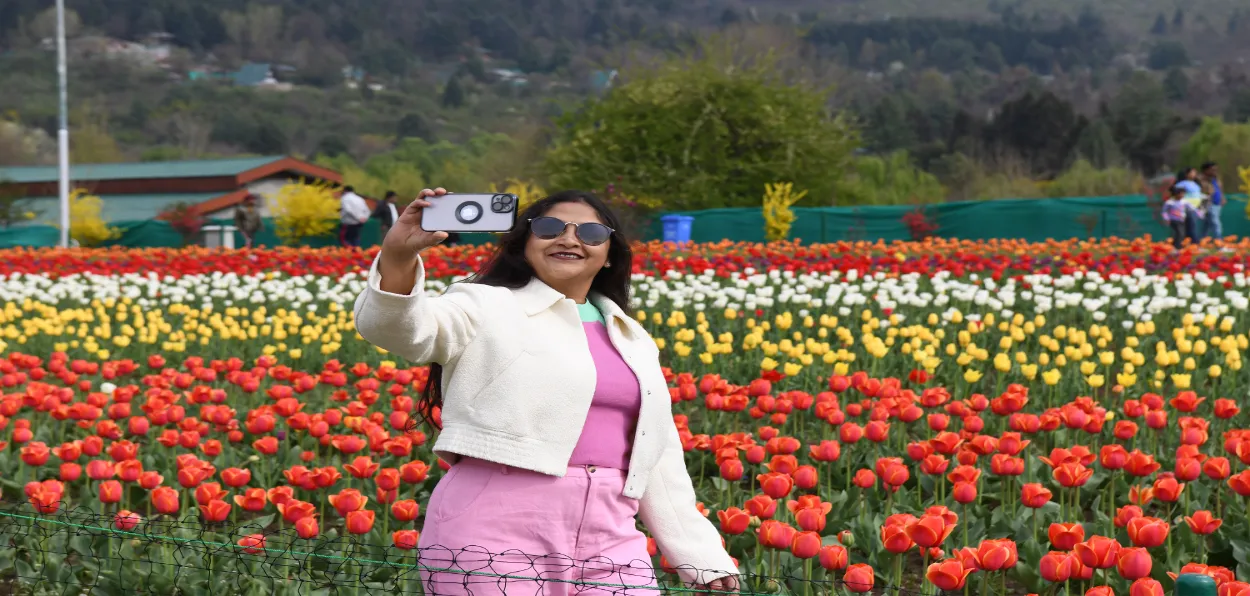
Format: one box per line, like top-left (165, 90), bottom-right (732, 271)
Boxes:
top-left (0, 155), bottom-right (351, 223)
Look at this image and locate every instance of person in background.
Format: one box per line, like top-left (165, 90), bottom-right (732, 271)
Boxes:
top-left (373, 191), bottom-right (400, 239)
top-left (1161, 184), bottom-right (1188, 250)
top-left (339, 185), bottom-right (371, 248)
top-left (233, 194), bottom-right (262, 249)
top-left (1201, 161), bottom-right (1223, 240)
top-left (1175, 168), bottom-right (1202, 196)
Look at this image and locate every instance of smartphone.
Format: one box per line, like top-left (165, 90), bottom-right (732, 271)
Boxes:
top-left (421, 193), bottom-right (519, 233)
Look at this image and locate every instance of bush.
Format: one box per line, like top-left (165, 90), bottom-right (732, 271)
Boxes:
top-left (762, 182), bottom-right (807, 242)
top-left (267, 179), bottom-right (341, 245)
top-left (157, 202), bottom-right (206, 246)
top-left (68, 189), bottom-right (121, 247)
top-left (1045, 160), bottom-right (1144, 197)
top-left (834, 151), bottom-right (945, 205)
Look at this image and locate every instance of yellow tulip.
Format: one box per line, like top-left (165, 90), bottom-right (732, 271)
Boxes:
top-left (1086, 374), bottom-right (1105, 388)
top-left (963, 369), bottom-right (983, 383)
top-left (1170, 373), bottom-right (1191, 389)
top-left (1042, 369), bottom-right (1061, 385)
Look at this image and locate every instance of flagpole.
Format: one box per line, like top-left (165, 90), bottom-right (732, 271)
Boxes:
top-left (56, 0), bottom-right (71, 247)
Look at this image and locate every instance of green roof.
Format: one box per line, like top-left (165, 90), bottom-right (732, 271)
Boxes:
top-left (0, 156), bottom-right (286, 184)
top-left (22, 193), bottom-right (225, 223)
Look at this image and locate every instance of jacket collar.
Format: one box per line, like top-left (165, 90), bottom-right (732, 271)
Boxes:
top-left (513, 276), bottom-right (639, 338)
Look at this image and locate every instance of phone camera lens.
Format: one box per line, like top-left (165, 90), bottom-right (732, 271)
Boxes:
top-left (455, 201), bottom-right (483, 224)
top-left (491, 194), bottom-right (515, 213)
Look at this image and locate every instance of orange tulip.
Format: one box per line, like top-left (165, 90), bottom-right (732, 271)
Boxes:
top-left (194, 482), bottom-right (228, 506)
top-left (233, 488), bottom-right (268, 512)
top-left (1021, 483), bottom-right (1053, 508)
top-left (151, 486), bottom-right (179, 515)
top-left (757, 519), bottom-right (796, 550)
top-left (1116, 547), bottom-right (1152, 580)
top-left (1053, 462), bottom-right (1094, 488)
top-left (976, 538), bottom-right (1018, 571)
top-left (926, 559), bottom-right (974, 591)
top-left (907, 514), bottom-right (955, 548)
top-left (717, 507), bottom-right (751, 535)
top-left (295, 516), bottom-right (320, 539)
top-left (1184, 510), bottom-right (1222, 535)
top-left (390, 499), bottom-right (420, 522)
top-left (237, 534), bottom-right (266, 555)
top-left (881, 522), bottom-right (915, 554)
top-left (198, 499), bottom-right (231, 522)
top-left (790, 531), bottom-right (821, 559)
top-left (1130, 579), bottom-right (1165, 596)
top-left (818, 545), bottom-right (848, 571)
top-left (1151, 476), bottom-right (1184, 502)
top-left (1048, 523), bottom-right (1085, 551)
top-left (113, 510), bottom-right (141, 531)
top-left (98, 480), bottom-right (123, 504)
top-left (1125, 517), bottom-right (1168, 548)
top-left (953, 481), bottom-right (977, 504)
top-left (1074, 536), bottom-right (1121, 569)
top-left (328, 489), bottom-right (369, 517)
top-left (744, 494), bottom-right (777, 519)
top-left (277, 499), bottom-right (317, 524)
top-left (345, 509), bottom-right (375, 534)
top-left (843, 564), bottom-right (875, 593)
top-left (1039, 551), bottom-right (1075, 583)
top-left (1087, 586), bottom-right (1114, 596)
top-left (756, 472), bottom-right (794, 499)
top-left (344, 455), bottom-right (380, 479)
top-left (392, 529), bottom-right (420, 550)
top-left (221, 467), bottom-right (251, 488)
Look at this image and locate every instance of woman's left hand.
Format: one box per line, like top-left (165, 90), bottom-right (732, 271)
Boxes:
top-left (698, 575), bottom-right (740, 594)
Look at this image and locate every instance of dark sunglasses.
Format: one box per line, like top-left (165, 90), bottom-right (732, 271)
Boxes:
top-left (528, 216), bottom-right (614, 246)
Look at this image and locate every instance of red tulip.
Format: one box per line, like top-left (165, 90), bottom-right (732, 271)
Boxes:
top-left (151, 486), bottom-right (180, 515)
top-left (1184, 511), bottom-right (1222, 535)
top-left (345, 509), bottom-right (375, 534)
top-left (1075, 536), bottom-right (1121, 569)
top-left (907, 514), bottom-right (955, 548)
top-left (1125, 517), bottom-right (1168, 548)
top-left (819, 545), bottom-right (848, 571)
top-left (1130, 579), bottom-right (1165, 596)
top-left (113, 510), bottom-right (141, 531)
top-left (198, 499), bottom-right (231, 522)
top-left (790, 531), bottom-right (821, 559)
top-left (392, 529), bottom-right (420, 550)
top-left (927, 559), bottom-right (974, 591)
top-left (952, 481), bottom-right (977, 504)
top-left (391, 499), bottom-right (420, 522)
top-left (295, 516), bottom-right (320, 539)
top-left (1048, 522), bottom-right (1085, 551)
top-left (237, 534), bottom-right (266, 555)
top-left (757, 472), bottom-right (794, 499)
top-left (717, 508), bottom-right (752, 535)
top-left (221, 467), bottom-right (251, 488)
top-left (1039, 551), bottom-right (1076, 583)
top-left (745, 494), bottom-right (777, 519)
top-left (1021, 483), bottom-right (1053, 508)
top-left (976, 538), bottom-right (1018, 571)
top-left (843, 564), bottom-right (875, 593)
top-left (1116, 547), bottom-right (1152, 580)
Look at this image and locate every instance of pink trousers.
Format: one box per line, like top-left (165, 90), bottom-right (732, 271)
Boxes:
top-left (418, 457), bottom-right (659, 595)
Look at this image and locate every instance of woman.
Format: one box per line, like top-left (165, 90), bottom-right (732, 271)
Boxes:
top-left (353, 188), bottom-right (739, 595)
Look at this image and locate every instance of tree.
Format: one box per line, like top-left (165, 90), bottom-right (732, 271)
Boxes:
top-left (1150, 13), bottom-right (1168, 35)
top-left (984, 91), bottom-right (1080, 175)
top-left (0, 178), bottom-right (39, 228)
top-left (1227, 89), bottom-right (1250, 123)
top-left (1162, 68), bottom-right (1189, 101)
top-left (1105, 73), bottom-right (1180, 174)
top-left (542, 40), bottom-right (860, 210)
top-left (834, 151), bottom-right (945, 205)
top-left (1072, 119), bottom-right (1124, 168)
top-left (441, 76), bottom-right (466, 108)
top-left (1179, 117), bottom-right (1250, 178)
top-left (1148, 42), bottom-right (1190, 70)
top-left (396, 113), bottom-right (433, 141)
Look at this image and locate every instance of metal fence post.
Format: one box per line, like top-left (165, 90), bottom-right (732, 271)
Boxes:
top-left (1174, 574), bottom-right (1216, 596)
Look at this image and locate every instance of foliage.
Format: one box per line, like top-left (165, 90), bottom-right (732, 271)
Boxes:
top-left (1045, 160), bottom-right (1144, 198)
top-left (315, 133), bottom-right (525, 201)
top-left (1178, 118), bottom-right (1250, 179)
top-left (156, 201), bottom-right (205, 246)
top-left (266, 179), bottom-right (341, 245)
top-left (544, 41), bottom-right (859, 211)
top-left (0, 178), bottom-right (38, 228)
top-left (834, 152), bottom-right (945, 206)
top-left (67, 188), bottom-right (120, 246)
top-left (1241, 166), bottom-right (1250, 219)
top-left (762, 182), bottom-right (807, 242)
top-left (601, 181), bottom-right (664, 241)
top-left (901, 206), bottom-right (940, 241)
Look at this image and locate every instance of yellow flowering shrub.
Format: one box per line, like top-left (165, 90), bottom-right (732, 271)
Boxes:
top-left (1240, 166), bottom-right (1250, 219)
top-left (68, 188), bottom-right (120, 246)
top-left (488, 179), bottom-right (545, 213)
top-left (762, 182), bottom-right (807, 242)
top-left (267, 179), bottom-right (341, 245)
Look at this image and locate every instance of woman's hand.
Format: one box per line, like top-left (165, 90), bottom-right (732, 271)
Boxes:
top-left (697, 575), bottom-right (740, 594)
top-left (381, 188), bottom-right (450, 260)
top-left (377, 188), bottom-right (449, 294)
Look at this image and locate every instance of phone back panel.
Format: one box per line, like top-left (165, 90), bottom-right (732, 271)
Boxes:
top-left (421, 193), bottom-right (518, 233)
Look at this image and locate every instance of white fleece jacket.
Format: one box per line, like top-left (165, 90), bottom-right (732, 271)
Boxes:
top-left (352, 254), bottom-right (739, 585)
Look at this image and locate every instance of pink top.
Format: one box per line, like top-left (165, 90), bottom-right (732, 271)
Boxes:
top-left (567, 302), bottom-right (642, 470)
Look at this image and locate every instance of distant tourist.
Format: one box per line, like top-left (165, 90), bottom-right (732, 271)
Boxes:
top-left (373, 191), bottom-right (400, 239)
top-left (233, 194), bottom-right (262, 249)
top-left (1161, 184), bottom-right (1188, 250)
top-left (339, 186), bottom-right (371, 248)
top-left (1201, 161), bottom-right (1223, 240)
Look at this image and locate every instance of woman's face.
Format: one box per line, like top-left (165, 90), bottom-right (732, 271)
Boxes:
top-left (1184, 169), bottom-right (1198, 181)
top-left (523, 201), bottom-right (611, 293)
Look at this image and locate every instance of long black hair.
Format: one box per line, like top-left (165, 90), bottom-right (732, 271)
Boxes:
top-left (414, 190), bottom-right (634, 431)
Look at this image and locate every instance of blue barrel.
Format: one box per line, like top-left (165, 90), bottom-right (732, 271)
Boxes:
top-left (661, 215), bottom-right (694, 243)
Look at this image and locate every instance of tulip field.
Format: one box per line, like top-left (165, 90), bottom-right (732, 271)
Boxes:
top-left (1, 239), bottom-right (1250, 595)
